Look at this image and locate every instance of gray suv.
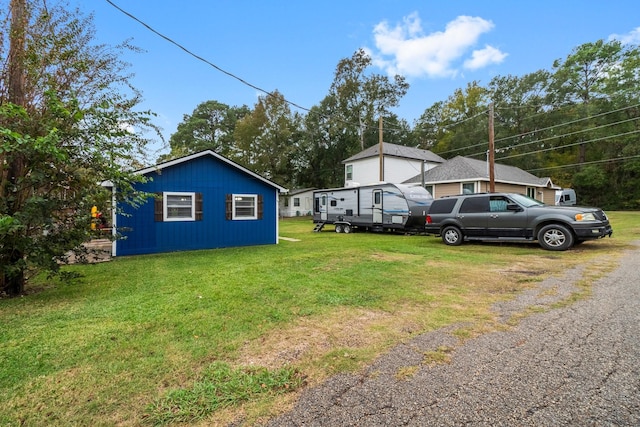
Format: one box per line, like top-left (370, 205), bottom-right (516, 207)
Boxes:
top-left (425, 193), bottom-right (613, 251)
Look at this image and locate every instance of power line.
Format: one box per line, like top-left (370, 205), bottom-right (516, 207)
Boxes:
top-left (497, 128), bottom-right (640, 161)
top-left (104, 0), bottom-right (312, 114)
top-left (494, 102), bottom-right (640, 145)
top-left (526, 154), bottom-right (640, 173)
top-left (494, 115), bottom-right (640, 154)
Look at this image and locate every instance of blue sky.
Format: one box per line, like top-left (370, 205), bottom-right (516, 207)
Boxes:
top-left (84, 1), bottom-right (640, 158)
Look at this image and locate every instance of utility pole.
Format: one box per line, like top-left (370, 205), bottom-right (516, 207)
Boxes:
top-left (378, 115), bottom-right (384, 181)
top-left (488, 102), bottom-right (495, 193)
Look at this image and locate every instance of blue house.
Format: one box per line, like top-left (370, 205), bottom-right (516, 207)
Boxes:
top-left (110, 150), bottom-right (287, 256)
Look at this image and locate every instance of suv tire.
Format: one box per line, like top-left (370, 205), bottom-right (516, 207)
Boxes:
top-left (442, 225), bottom-right (463, 246)
top-left (538, 224), bottom-right (574, 251)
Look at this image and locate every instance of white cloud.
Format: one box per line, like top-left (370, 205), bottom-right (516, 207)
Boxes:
top-left (370, 13), bottom-right (506, 78)
top-left (608, 27), bottom-right (640, 45)
top-left (464, 45), bottom-right (508, 70)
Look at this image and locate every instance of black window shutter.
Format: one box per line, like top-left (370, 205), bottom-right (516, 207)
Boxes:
top-left (154, 192), bottom-right (163, 222)
top-left (195, 192), bottom-right (203, 221)
top-left (225, 194), bottom-right (232, 220)
top-left (258, 194), bottom-right (264, 219)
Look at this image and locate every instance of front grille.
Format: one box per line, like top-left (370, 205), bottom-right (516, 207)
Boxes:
top-left (594, 210), bottom-right (607, 221)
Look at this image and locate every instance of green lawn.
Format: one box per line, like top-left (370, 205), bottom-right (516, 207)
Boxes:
top-left (1, 212), bottom-right (637, 426)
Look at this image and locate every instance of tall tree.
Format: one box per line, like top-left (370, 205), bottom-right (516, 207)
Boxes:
top-left (163, 100), bottom-right (250, 161)
top-left (551, 40), bottom-right (627, 164)
top-left (421, 81), bottom-right (489, 158)
top-left (488, 71), bottom-right (554, 174)
top-left (0, 0), bottom-right (154, 295)
top-left (329, 48), bottom-right (409, 151)
top-left (234, 90), bottom-right (301, 187)
top-left (298, 49), bottom-right (409, 188)
top-left (550, 40), bottom-right (640, 208)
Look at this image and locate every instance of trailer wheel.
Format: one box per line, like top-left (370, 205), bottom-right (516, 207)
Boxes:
top-left (335, 224), bottom-right (344, 233)
top-left (343, 224), bottom-right (352, 234)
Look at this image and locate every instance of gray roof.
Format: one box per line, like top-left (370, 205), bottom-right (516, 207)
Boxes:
top-left (343, 142), bottom-right (445, 164)
top-left (285, 188), bottom-right (316, 196)
top-left (404, 156), bottom-right (552, 187)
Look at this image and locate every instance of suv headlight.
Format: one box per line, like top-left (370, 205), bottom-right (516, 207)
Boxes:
top-left (575, 212), bottom-right (596, 221)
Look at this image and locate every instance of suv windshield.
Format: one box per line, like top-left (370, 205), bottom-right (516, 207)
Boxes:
top-left (510, 193), bottom-right (545, 207)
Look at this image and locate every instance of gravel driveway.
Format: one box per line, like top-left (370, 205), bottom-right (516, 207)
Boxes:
top-left (266, 243), bottom-right (640, 426)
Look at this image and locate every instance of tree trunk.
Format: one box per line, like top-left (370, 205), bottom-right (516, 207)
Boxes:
top-left (2, 0), bottom-right (27, 296)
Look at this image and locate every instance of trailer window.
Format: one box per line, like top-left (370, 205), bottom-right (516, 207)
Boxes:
top-left (374, 192), bottom-right (381, 204)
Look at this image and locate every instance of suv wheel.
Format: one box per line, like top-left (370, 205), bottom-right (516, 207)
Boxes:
top-left (442, 226), bottom-right (463, 246)
top-left (538, 224), bottom-right (574, 251)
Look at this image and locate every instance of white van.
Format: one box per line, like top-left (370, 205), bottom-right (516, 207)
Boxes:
top-left (555, 189), bottom-right (576, 206)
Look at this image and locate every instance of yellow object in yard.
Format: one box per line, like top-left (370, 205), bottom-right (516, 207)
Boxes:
top-left (91, 205), bottom-right (98, 230)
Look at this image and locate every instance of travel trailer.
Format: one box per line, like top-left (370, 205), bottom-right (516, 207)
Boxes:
top-left (313, 183), bottom-right (433, 233)
top-left (555, 189), bottom-right (577, 206)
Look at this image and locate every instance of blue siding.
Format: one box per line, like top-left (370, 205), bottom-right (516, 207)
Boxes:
top-left (116, 155), bottom-right (279, 256)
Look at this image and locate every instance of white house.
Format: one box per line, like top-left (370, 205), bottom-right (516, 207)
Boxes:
top-left (279, 188), bottom-right (315, 217)
top-left (342, 142), bottom-right (444, 186)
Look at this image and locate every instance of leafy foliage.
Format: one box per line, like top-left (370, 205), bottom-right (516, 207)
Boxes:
top-left (0, 0), bottom-right (155, 295)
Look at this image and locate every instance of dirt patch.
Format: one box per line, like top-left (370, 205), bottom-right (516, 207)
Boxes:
top-left (370, 252), bottom-right (420, 262)
top-left (236, 308), bottom-right (396, 369)
top-left (64, 239), bottom-right (112, 264)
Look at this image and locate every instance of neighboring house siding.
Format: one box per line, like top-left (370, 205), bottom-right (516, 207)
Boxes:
top-left (429, 182), bottom-right (555, 202)
top-left (343, 142), bottom-right (444, 187)
top-left (280, 190), bottom-right (314, 217)
top-left (117, 155), bottom-right (279, 256)
top-left (539, 188), bottom-right (555, 204)
top-left (383, 157), bottom-right (429, 184)
top-left (346, 157), bottom-right (380, 185)
top-left (346, 157), bottom-right (439, 186)
top-left (431, 183), bottom-right (469, 198)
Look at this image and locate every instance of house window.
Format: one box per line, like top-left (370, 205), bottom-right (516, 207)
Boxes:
top-left (233, 194), bottom-right (257, 220)
top-left (165, 192), bottom-right (196, 221)
top-left (293, 197), bottom-right (300, 207)
top-left (155, 192), bottom-right (203, 222)
top-left (346, 164), bottom-right (353, 180)
top-left (462, 182), bottom-right (475, 194)
top-left (424, 185), bottom-right (434, 197)
top-left (225, 194), bottom-right (263, 220)
top-left (284, 197), bottom-right (289, 207)
top-left (526, 187), bottom-right (536, 199)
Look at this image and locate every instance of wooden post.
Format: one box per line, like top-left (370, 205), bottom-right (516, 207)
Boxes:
top-left (379, 116), bottom-right (383, 181)
top-left (488, 102), bottom-right (495, 193)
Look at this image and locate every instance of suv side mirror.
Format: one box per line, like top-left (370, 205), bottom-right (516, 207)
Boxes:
top-left (507, 203), bottom-right (522, 212)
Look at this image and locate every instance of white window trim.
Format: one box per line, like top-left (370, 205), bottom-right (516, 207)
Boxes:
top-left (461, 182), bottom-right (476, 194)
top-left (345, 164), bottom-right (353, 181)
top-left (232, 194), bottom-right (258, 220)
top-left (164, 191), bottom-right (196, 222)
